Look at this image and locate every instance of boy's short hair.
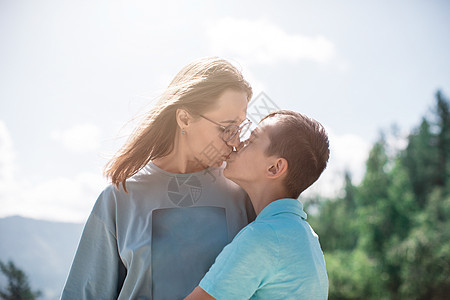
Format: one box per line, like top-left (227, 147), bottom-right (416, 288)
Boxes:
top-left (261, 110), bottom-right (330, 198)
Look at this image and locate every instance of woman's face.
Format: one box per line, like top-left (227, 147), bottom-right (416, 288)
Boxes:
top-left (186, 88), bottom-right (249, 168)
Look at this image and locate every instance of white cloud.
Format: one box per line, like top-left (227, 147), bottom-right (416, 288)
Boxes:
top-left (0, 121), bottom-right (18, 210)
top-left (0, 121), bottom-right (107, 223)
top-left (0, 121), bottom-right (15, 184)
top-left (239, 64), bottom-right (266, 97)
top-left (207, 18), bottom-right (336, 65)
top-left (51, 123), bottom-right (102, 153)
top-left (304, 128), bottom-right (370, 198)
top-left (1, 172), bottom-right (107, 223)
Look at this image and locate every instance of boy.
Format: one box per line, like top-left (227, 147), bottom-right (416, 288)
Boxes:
top-left (185, 110), bottom-right (330, 299)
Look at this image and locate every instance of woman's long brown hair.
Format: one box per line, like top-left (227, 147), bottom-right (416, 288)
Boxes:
top-left (104, 57), bottom-right (252, 192)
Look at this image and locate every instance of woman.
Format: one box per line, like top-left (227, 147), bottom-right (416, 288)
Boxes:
top-left (61, 57), bottom-right (255, 299)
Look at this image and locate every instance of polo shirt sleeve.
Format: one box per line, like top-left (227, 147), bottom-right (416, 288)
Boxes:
top-left (199, 222), bottom-right (279, 299)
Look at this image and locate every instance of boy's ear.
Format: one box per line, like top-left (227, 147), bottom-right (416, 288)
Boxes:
top-left (266, 158), bottom-right (288, 179)
top-left (176, 108), bottom-right (192, 129)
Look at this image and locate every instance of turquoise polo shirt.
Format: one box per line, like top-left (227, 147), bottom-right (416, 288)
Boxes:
top-left (199, 198), bottom-right (328, 299)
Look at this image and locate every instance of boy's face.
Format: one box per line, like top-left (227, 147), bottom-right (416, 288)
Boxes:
top-left (224, 118), bottom-right (277, 185)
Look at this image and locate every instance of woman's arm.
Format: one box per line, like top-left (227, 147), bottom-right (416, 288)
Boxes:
top-left (61, 189), bottom-right (125, 299)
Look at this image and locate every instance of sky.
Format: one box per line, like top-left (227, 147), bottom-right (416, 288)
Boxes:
top-left (1, 0), bottom-right (449, 223)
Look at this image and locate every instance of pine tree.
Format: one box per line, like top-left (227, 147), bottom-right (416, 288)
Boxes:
top-left (402, 118), bottom-right (439, 207)
top-left (434, 90), bottom-right (450, 191)
top-left (356, 138), bottom-right (391, 256)
top-left (310, 90), bottom-right (450, 299)
top-left (0, 260), bottom-right (41, 300)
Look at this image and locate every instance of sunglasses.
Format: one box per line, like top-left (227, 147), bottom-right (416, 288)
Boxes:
top-left (199, 115), bottom-right (252, 142)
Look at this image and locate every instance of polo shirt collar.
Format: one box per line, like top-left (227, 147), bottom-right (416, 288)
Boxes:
top-left (256, 198), bottom-right (307, 220)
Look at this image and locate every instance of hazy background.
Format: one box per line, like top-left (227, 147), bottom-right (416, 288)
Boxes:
top-left (1, 0), bottom-right (449, 223)
top-left (1, 1), bottom-right (450, 299)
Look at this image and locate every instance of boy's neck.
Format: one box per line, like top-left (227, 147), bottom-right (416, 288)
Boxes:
top-left (244, 183), bottom-right (290, 215)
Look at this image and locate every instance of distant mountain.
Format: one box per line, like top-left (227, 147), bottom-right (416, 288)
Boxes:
top-left (0, 216), bottom-right (84, 299)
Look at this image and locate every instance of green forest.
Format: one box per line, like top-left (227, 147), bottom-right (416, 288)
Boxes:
top-left (307, 90), bottom-right (450, 299)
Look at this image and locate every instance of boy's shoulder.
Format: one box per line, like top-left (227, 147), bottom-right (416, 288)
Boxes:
top-left (230, 219), bottom-right (281, 255)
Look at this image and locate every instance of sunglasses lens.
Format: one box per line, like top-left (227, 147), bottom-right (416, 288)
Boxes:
top-left (222, 120), bottom-right (252, 142)
top-left (239, 122), bottom-right (251, 140)
top-left (223, 126), bottom-right (238, 141)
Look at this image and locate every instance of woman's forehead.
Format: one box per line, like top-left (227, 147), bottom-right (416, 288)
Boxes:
top-left (217, 109), bottom-right (247, 124)
top-left (206, 90), bottom-right (248, 123)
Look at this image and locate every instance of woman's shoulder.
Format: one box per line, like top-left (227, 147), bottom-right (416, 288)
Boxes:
top-left (91, 182), bottom-right (150, 225)
top-left (91, 184), bottom-right (124, 215)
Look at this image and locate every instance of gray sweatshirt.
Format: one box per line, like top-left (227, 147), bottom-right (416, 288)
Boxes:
top-left (61, 162), bottom-right (254, 300)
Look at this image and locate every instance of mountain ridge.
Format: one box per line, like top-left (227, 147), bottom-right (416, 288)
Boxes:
top-left (0, 215), bottom-right (84, 299)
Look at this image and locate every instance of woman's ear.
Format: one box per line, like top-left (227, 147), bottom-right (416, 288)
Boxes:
top-left (176, 108), bottom-right (191, 130)
top-left (266, 158), bottom-right (288, 179)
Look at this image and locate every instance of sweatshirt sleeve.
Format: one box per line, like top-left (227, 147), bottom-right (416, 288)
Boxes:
top-left (61, 188), bottom-right (126, 300)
